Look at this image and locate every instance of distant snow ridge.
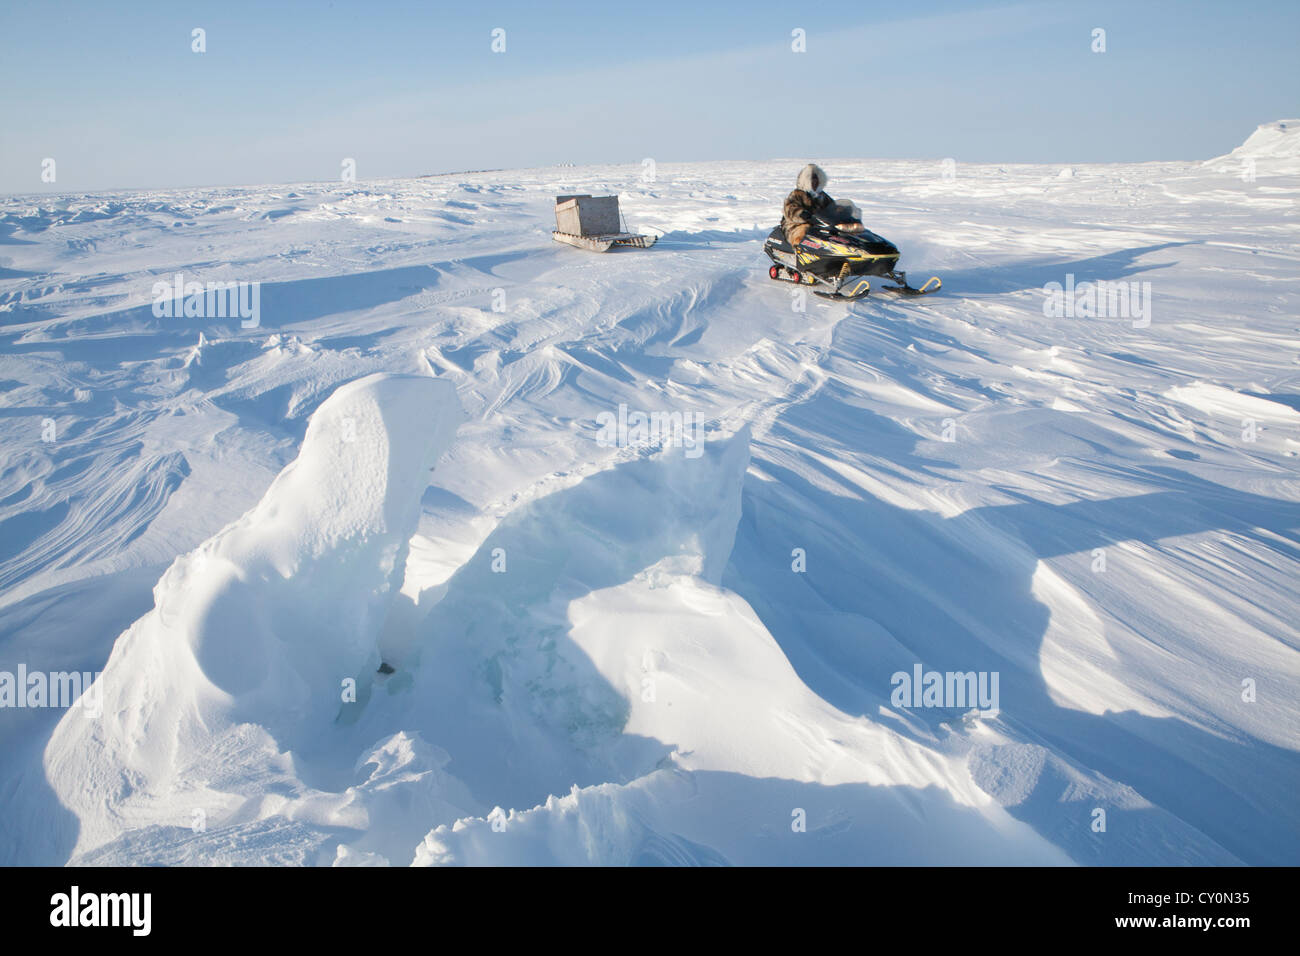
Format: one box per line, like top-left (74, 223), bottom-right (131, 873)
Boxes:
top-left (1204, 118), bottom-right (1300, 174)
top-left (42, 373), bottom-right (465, 862)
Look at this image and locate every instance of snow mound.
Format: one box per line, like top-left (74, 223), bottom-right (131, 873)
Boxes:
top-left (413, 768), bottom-right (1070, 867)
top-left (41, 373), bottom-right (464, 860)
top-left (1204, 119), bottom-right (1300, 174)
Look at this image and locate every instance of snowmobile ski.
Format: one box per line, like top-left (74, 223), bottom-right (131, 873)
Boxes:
top-left (879, 272), bottom-right (942, 296)
top-left (814, 278), bottom-right (872, 300)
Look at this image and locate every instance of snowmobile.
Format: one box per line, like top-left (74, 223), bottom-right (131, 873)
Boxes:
top-left (764, 209), bottom-right (941, 301)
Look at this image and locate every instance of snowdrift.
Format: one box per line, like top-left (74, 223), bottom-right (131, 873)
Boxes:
top-left (33, 398), bottom-right (1065, 866)
top-left (39, 373), bottom-right (465, 861)
top-left (1204, 118), bottom-right (1300, 175)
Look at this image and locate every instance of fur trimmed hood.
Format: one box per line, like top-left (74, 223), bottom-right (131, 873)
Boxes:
top-left (796, 163), bottom-right (828, 196)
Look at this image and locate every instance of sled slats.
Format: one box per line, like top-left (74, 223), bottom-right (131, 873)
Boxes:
top-left (552, 231), bottom-right (614, 252)
top-left (551, 231), bottom-right (657, 252)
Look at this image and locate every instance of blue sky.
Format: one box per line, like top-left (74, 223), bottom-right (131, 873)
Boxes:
top-left (1, 0), bottom-right (1297, 193)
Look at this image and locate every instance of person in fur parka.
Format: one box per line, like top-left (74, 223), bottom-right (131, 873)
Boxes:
top-left (782, 163), bottom-right (863, 246)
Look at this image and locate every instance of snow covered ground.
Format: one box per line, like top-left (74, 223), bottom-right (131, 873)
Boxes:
top-left (1, 122), bottom-right (1297, 866)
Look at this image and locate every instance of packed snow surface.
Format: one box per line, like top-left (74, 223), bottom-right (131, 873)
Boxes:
top-left (1, 130), bottom-right (1298, 865)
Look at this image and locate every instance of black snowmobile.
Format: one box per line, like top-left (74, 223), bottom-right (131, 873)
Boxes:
top-left (764, 209), bottom-right (941, 301)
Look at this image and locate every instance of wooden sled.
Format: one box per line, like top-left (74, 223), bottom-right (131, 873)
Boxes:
top-left (552, 194), bottom-right (656, 252)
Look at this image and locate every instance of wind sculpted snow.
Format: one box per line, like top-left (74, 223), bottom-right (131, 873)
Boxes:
top-left (1, 127), bottom-right (1298, 865)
